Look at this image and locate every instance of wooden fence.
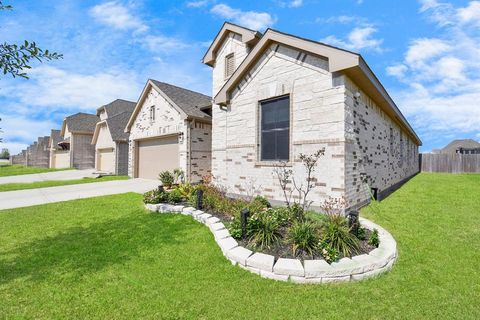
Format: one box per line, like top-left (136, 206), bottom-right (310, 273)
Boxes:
top-left (420, 153), bottom-right (480, 173)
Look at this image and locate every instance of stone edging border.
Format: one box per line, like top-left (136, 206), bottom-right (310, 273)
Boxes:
top-left (145, 203), bottom-right (398, 284)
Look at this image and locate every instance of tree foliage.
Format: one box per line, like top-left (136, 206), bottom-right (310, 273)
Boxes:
top-left (0, 1), bottom-right (63, 79)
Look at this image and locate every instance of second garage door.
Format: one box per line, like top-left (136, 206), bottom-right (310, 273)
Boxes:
top-left (136, 136), bottom-right (179, 180)
top-left (97, 148), bottom-right (115, 173)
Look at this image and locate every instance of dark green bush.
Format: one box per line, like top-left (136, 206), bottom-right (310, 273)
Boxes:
top-left (252, 195), bottom-right (271, 208)
top-left (158, 171), bottom-right (174, 188)
top-left (287, 221), bottom-right (319, 256)
top-left (289, 202), bottom-right (305, 221)
top-left (228, 218), bottom-right (242, 239)
top-left (321, 213), bottom-right (359, 257)
top-left (356, 226), bottom-right (367, 240)
top-left (368, 229), bottom-right (380, 247)
top-left (167, 188), bottom-right (184, 204)
top-left (143, 189), bottom-right (168, 204)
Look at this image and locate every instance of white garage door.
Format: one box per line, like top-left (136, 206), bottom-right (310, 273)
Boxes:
top-left (136, 136), bottom-right (179, 180)
top-left (97, 148), bottom-right (115, 173)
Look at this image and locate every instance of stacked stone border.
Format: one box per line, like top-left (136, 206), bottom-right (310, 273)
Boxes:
top-left (145, 203), bottom-right (398, 284)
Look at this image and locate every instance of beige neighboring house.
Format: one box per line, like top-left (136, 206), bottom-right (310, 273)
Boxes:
top-left (125, 79), bottom-right (212, 182)
top-left (434, 139), bottom-right (480, 155)
top-left (203, 22), bottom-right (422, 210)
top-left (49, 129), bottom-right (70, 169)
top-left (91, 99), bottom-right (136, 174)
top-left (51, 113), bottom-right (99, 169)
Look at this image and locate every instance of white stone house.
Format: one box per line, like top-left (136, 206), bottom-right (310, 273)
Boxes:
top-left (203, 23), bottom-right (422, 210)
top-left (52, 113), bottom-right (99, 169)
top-left (125, 79), bottom-right (212, 182)
top-left (91, 99), bottom-right (136, 175)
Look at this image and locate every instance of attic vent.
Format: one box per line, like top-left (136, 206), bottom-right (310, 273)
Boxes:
top-left (225, 53), bottom-right (235, 78)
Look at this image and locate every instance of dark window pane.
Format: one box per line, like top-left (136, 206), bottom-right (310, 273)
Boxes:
top-left (260, 96), bottom-right (290, 161)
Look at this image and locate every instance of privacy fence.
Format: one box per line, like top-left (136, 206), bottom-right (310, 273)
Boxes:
top-left (420, 153), bottom-right (480, 173)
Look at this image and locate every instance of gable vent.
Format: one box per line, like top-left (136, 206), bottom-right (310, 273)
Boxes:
top-left (225, 53), bottom-right (235, 78)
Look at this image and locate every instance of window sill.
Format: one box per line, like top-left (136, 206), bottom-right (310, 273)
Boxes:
top-left (254, 161), bottom-right (293, 167)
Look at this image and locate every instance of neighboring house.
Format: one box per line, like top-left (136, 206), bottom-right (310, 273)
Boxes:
top-left (26, 136), bottom-right (50, 168)
top-left (438, 139), bottom-right (480, 155)
top-left (125, 79), bottom-right (212, 182)
top-left (10, 150), bottom-right (27, 165)
top-left (91, 99), bottom-right (136, 174)
top-left (203, 23), bottom-right (422, 210)
top-left (56, 112), bottom-right (99, 169)
top-left (49, 129), bottom-right (70, 169)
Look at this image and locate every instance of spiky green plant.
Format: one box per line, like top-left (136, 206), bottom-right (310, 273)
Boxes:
top-left (287, 221), bottom-right (319, 256)
top-left (321, 213), bottom-right (359, 257)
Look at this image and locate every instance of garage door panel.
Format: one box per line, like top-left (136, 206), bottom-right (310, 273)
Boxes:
top-left (137, 136), bottom-right (179, 180)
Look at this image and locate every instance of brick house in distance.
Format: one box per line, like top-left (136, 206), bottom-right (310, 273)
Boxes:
top-left (203, 23), bottom-right (422, 210)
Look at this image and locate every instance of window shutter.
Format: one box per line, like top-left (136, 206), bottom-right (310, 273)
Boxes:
top-left (225, 53), bottom-right (235, 78)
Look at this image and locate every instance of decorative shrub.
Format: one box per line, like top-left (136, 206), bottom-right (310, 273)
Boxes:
top-left (368, 229), bottom-right (380, 247)
top-left (227, 218), bottom-right (242, 239)
top-left (167, 188), bottom-right (184, 204)
top-left (321, 213), bottom-right (359, 257)
top-left (356, 226), bottom-right (367, 240)
top-left (289, 202), bottom-right (305, 222)
top-left (143, 189), bottom-right (168, 204)
top-left (248, 213), bottom-right (281, 249)
top-left (287, 221), bottom-right (319, 256)
top-left (318, 240), bottom-right (339, 263)
top-left (158, 171), bottom-right (174, 189)
top-left (173, 168), bottom-right (185, 184)
top-left (252, 196), bottom-right (271, 208)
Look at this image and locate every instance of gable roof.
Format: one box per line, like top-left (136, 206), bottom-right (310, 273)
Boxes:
top-left (62, 112), bottom-right (99, 135)
top-left (97, 99), bottom-right (136, 117)
top-left (202, 22), bottom-right (262, 66)
top-left (125, 79), bottom-right (212, 131)
top-left (441, 139), bottom-right (480, 153)
top-left (208, 27), bottom-right (421, 146)
top-left (49, 129), bottom-right (62, 149)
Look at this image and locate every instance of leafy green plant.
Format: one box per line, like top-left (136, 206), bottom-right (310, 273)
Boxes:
top-left (158, 171), bottom-right (174, 189)
top-left (173, 168), bottom-right (185, 184)
top-left (321, 213), bottom-right (359, 257)
top-left (143, 189), bottom-right (168, 204)
top-left (368, 229), bottom-right (380, 247)
top-left (289, 202), bottom-right (305, 222)
top-left (287, 221), bottom-right (319, 256)
top-left (167, 188), bottom-right (184, 204)
top-left (356, 226), bottom-right (367, 240)
top-left (248, 214), bottom-right (282, 249)
top-left (252, 196), bottom-right (271, 208)
top-left (318, 240), bottom-right (339, 263)
top-left (227, 218), bottom-right (242, 239)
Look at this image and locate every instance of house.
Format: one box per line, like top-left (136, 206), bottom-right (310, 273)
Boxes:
top-left (10, 150), bottom-right (27, 165)
top-left (54, 112), bottom-right (99, 169)
top-left (91, 99), bottom-right (136, 174)
top-left (437, 139), bottom-right (480, 155)
top-left (202, 23), bottom-right (422, 210)
top-left (48, 129), bottom-right (69, 169)
top-left (26, 136), bottom-right (50, 168)
top-left (125, 79), bottom-right (212, 181)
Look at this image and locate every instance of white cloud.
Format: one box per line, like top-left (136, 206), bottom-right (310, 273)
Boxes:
top-left (322, 26), bottom-right (383, 52)
top-left (386, 0), bottom-right (480, 143)
top-left (316, 15), bottom-right (357, 24)
top-left (186, 0), bottom-right (210, 8)
top-left (90, 1), bottom-right (148, 32)
top-left (142, 35), bottom-right (190, 53)
top-left (211, 4), bottom-right (276, 30)
top-left (289, 0), bottom-right (303, 8)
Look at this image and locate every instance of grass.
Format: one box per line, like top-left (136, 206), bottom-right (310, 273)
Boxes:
top-left (0, 164), bottom-right (71, 177)
top-left (0, 175), bottom-right (129, 192)
top-left (0, 173), bottom-right (478, 319)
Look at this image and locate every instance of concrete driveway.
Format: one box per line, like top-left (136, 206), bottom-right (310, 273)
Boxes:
top-left (0, 178), bottom-right (160, 210)
top-left (0, 169), bottom-right (98, 184)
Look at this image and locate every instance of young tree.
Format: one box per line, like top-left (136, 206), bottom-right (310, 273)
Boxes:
top-left (0, 1), bottom-right (62, 79)
top-left (0, 148), bottom-right (9, 159)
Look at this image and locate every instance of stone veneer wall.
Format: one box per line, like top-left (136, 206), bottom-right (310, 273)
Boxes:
top-left (188, 121), bottom-right (212, 182)
top-left (116, 142), bottom-right (129, 175)
top-left (343, 77), bottom-right (419, 207)
top-left (10, 151), bottom-right (26, 165)
top-left (211, 43), bottom-right (346, 208)
top-left (127, 86), bottom-right (187, 178)
top-left (72, 134), bottom-right (95, 169)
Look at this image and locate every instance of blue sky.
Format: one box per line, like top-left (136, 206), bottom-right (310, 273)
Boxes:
top-left (1, 0), bottom-right (479, 154)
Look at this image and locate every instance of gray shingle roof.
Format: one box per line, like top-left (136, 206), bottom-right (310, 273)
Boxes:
top-left (100, 99), bottom-right (136, 118)
top-left (150, 80), bottom-right (212, 119)
top-left (50, 129), bottom-right (61, 144)
top-left (441, 139), bottom-right (480, 153)
top-left (106, 111), bottom-right (132, 142)
top-left (65, 112), bottom-right (99, 133)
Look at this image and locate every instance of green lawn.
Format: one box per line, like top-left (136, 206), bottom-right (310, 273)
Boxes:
top-left (0, 164), bottom-right (71, 177)
top-left (0, 173), bottom-right (478, 319)
top-left (0, 175), bottom-right (129, 192)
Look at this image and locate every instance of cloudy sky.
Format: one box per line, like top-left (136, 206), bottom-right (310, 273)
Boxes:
top-left (1, 0), bottom-right (479, 154)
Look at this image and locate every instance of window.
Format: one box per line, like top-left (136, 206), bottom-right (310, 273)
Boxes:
top-left (225, 53), bottom-right (235, 78)
top-left (149, 106), bottom-right (155, 121)
top-left (260, 96), bottom-right (290, 161)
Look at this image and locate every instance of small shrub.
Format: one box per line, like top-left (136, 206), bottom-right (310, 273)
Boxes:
top-left (356, 226), bottom-right (367, 240)
top-left (228, 217), bottom-right (242, 239)
top-left (158, 171), bottom-right (174, 188)
top-left (318, 240), bottom-right (339, 263)
top-left (287, 221), bottom-right (319, 256)
top-left (252, 195), bottom-right (271, 208)
top-left (248, 214), bottom-right (281, 249)
top-left (167, 188), bottom-right (184, 204)
top-left (368, 229), bottom-right (380, 247)
top-left (143, 189), bottom-right (168, 204)
top-left (321, 213), bottom-right (359, 257)
top-left (289, 202), bottom-right (305, 222)
top-left (173, 168), bottom-right (185, 184)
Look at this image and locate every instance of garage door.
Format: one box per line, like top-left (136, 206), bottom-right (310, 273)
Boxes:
top-left (52, 150), bottom-right (70, 168)
top-left (136, 136), bottom-right (179, 180)
top-left (97, 148), bottom-right (115, 173)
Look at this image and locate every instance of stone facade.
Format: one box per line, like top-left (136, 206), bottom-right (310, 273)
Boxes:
top-left (71, 133), bottom-right (95, 169)
top-left (25, 136), bottom-right (50, 168)
top-left (209, 31), bottom-right (419, 210)
top-left (10, 150), bottom-right (27, 165)
top-left (116, 142), bottom-right (129, 175)
top-left (127, 86), bottom-right (212, 182)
